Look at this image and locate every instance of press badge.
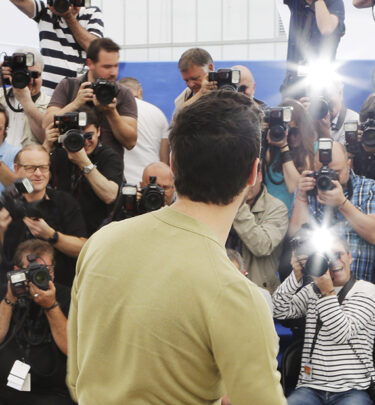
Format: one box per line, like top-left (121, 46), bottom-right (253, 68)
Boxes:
top-left (7, 360), bottom-right (31, 391)
top-left (303, 362), bottom-right (313, 381)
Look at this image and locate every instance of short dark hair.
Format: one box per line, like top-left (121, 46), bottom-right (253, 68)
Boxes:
top-left (78, 105), bottom-right (100, 128)
top-left (14, 239), bottom-right (55, 268)
top-left (169, 90), bottom-right (261, 205)
top-left (178, 48), bottom-right (213, 72)
top-left (87, 38), bottom-right (120, 63)
top-left (0, 104), bottom-right (9, 139)
top-left (360, 93), bottom-right (375, 123)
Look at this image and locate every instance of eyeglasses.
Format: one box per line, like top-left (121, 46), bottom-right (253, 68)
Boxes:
top-left (18, 164), bottom-right (50, 174)
top-left (84, 132), bottom-right (94, 140)
top-left (30, 71), bottom-right (42, 79)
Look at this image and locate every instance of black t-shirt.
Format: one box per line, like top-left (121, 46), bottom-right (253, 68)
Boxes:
top-left (1, 189), bottom-right (87, 287)
top-left (0, 283), bottom-right (70, 394)
top-left (50, 142), bottom-right (124, 236)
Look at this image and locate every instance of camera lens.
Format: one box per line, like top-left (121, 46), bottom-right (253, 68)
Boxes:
top-left (30, 269), bottom-right (50, 290)
top-left (94, 82), bottom-right (117, 105)
top-left (316, 174), bottom-right (333, 191)
top-left (12, 70), bottom-right (31, 89)
top-left (270, 125), bottom-right (285, 142)
top-left (52, 0), bottom-right (71, 13)
top-left (64, 129), bottom-right (85, 152)
top-left (143, 190), bottom-right (164, 211)
top-left (304, 252), bottom-right (329, 277)
top-left (363, 128), bottom-right (375, 148)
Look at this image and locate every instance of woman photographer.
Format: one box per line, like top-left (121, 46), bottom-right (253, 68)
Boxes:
top-left (263, 99), bottom-right (316, 216)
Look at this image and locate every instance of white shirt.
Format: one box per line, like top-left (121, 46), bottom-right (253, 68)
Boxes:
top-left (124, 98), bottom-right (169, 185)
top-left (330, 107), bottom-right (359, 145)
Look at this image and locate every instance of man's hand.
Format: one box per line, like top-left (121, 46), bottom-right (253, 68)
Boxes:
top-left (66, 148), bottom-right (91, 169)
top-left (5, 281), bottom-right (17, 306)
top-left (296, 170), bottom-right (316, 200)
top-left (291, 251), bottom-right (305, 282)
top-left (44, 121), bottom-right (60, 152)
top-left (93, 95), bottom-right (117, 113)
top-left (12, 86), bottom-right (33, 105)
top-left (0, 208), bottom-right (12, 235)
top-left (0, 64), bottom-right (12, 86)
top-left (197, 73), bottom-right (217, 96)
top-left (29, 280), bottom-right (56, 309)
top-left (23, 217), bottom-right (55, 240)
top-left (47, 4), bottom-right (75, 17)
top-left (317, 180), bottom-right (345, 207)
top-left (313, 270), bottom-right (335, 297)
top-left (74, 81), bottom-right (94, 108)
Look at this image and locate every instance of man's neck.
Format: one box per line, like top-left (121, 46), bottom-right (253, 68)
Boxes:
top-left (24, 190), bottom-right (46, 203)
top-left (170, 192), bottom-right (245, 246)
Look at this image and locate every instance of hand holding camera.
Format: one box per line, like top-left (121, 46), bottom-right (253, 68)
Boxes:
top-left (199, 73), bottom-right (217, 96)
top-left (316, 180), bottom-right (345, 208)
top-left (312, 269), bottom-right (335, 297)
top-left (297, 170), bottom-right (316, 200)
top-left (74, 81), bottom-right (94, 108)
top-left (23, 217), bottom-right (55, 241)
top-left (29, 279), bottom-right (56, 310)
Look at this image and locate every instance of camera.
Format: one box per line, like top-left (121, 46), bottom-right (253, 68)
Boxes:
top-left (2, 53), bottom-right (37, 89)
top-left (7, 254), bottom-right (51, 304)
top-left (47, 0), bottom-right (91, 13)
top-left (307, 138), bottom-right (338, 196)
top-left (90, 78), bottom-right (118, 105)
top-left (113, 177), bottom-right (165, 220)
top-left (208, 69), bottom-right (240, 92)
top-left (0, 178), bottom-right (42, 220)
top-left (309, 96), bottom-right (330, 121)
top-left (361, 119), bottom-right (375, 149)
top-left (344, 121), bottom-right (361, 154)
top-left (54, 112), bottom-right (88, 152)
top-left (264, 107), bottom-right (293, 142)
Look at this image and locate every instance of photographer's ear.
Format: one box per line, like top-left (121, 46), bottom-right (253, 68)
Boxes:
top-left (247, 157), bottom-right (260, 187)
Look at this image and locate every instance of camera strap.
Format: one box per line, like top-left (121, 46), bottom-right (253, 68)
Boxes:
top-left (331, 105), bottom-right (347, 132)
top-left (309, 274), bottom-right (356, 361)
top-left (0, 79), bottom-right (23, 113)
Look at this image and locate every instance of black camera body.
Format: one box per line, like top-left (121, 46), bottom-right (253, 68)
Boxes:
top-left (344, 118), bottom-right (375, 154)
top-left (264, 107), bottom-right (293, 142)
top-left (2, 53), bottom-right (36, 89)
top-left (0, 178), bottom-right (41, 220)
top-left (114, 177), bottom-right (165, 220)
top-left (54, 112), bottom-right (88, 152)
top-left (90, 79), bottom-right (118, 105)
top-left (307, 138), bottom-right (338, 196)
top-left (47, 0), bottom-right (91, 13)
top-left (7, 254), bottom-right (51, 303)
top-left (208, 69), bottom-right (240, 92)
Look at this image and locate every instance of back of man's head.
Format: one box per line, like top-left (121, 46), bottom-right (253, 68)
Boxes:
top-left (169, 90), bottom-right (261, 205)
top-left (360, 93), bottom-right (375, 123)
top-left (87, 38), bottom-right (120, 62)
top-left (118, 77), bottom-right (143, 99)
top-left (178, 48), bottom-right (213, 72)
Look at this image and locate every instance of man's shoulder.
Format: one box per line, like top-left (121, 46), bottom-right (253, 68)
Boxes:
top-left (351, 280), bottom-right (375, 299)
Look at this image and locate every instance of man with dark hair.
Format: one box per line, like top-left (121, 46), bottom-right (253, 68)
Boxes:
top-left (67, 90), bottom-right (286, 405)
top-left (0, 144), bottom-right (87, 287)
top-left (0, 239), bottom-right (75, 405)
top-left (43, 37), bottom-right (138, 159)
top-left (0, 105), bottom-right (21, 193)
top-left (174, 47), bottom-right (216, 115)
top-left (8, 0), bottom-right (104, 95)
top-left (44, 105), bottom-right (123, 235)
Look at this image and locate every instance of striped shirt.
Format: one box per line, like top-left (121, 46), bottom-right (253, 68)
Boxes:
top-left (32, 0), bottom-right (104, 95)
top-left (308, 171), bottom-right (375, 282)
top-left (273, 273), bottom-right (375, 392)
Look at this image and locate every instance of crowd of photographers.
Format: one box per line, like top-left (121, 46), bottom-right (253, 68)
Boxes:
top-left (1, 0), bottom-right (375, 403)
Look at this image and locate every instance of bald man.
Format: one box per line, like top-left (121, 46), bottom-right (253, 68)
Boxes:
top-left (231, 65), bottom-right (266, 109)
top-left (141, 162), bottom-right (175, 206)
top-left (289, 140), bottom-right (375, 282)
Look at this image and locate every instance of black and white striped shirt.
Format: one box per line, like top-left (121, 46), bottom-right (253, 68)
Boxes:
top-left (32, 0), bottom-right (104, 95)
top-left (273, 273), bottom-right (375, 392)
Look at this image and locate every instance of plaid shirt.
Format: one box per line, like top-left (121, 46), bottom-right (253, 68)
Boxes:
top-left (308, 171), bottom-right (375, 282)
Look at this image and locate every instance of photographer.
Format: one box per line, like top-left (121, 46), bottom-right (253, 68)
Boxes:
top-left (281, 0), bottom-right (345, 99)
top-left (0, 47), bottom-right (50, 146)
top-left (9, 0), bottom-right (104, 94)
top-left (0, 145), bottom-right (87, 287)
top-left (273, 234), bottom-right (375, 404)
top-left (44, 106), bottom-right (123, 236)
top-left (263, 99), bottom-right (315, 215)
top-left (347, 93), bottom-right (375, 180)
top-left (0, 239), bottom-right (74, 405)
top-left (227, 165), bottom-right (289, 293)
top-left (289, 141), bottom-right (375, 282)
top-left (174, 48), bottom-right (216, 116)
top-left (43, 37), bottom-right (137, 159)
top-left (141, 162), bottom-right (175, 206)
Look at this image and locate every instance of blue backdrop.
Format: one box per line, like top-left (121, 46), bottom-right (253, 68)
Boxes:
top-left (119, 60), bottom-right (375, 122)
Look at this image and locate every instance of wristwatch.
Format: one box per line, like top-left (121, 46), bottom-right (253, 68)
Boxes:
top-left (48, 231), bottom-right (59, 245)
top-left (82, 163), bottom-right (96, 175)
